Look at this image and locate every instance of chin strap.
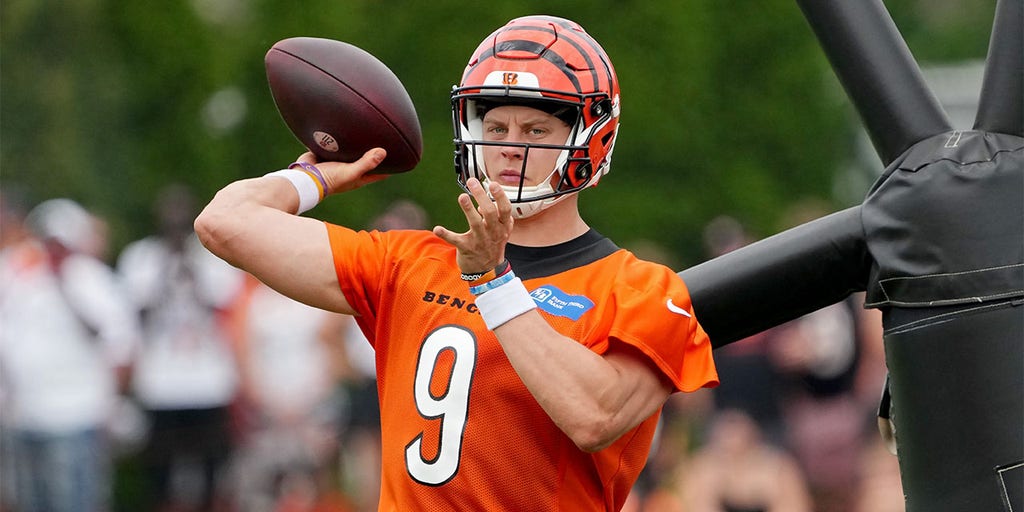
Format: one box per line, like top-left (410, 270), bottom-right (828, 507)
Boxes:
top-left (508, 193), bottom-right (574, 219)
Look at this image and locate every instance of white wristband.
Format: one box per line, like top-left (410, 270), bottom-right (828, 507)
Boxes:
top-left (474, 277), bottom-right (537, 330)
top-left (264, 169), bottom-right (321, 214)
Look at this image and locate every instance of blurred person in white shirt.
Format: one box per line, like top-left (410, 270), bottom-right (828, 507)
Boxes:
top-left (0, 196), bottom-right (140, 512)
top-left (230, 275), bottom-right (349, 511)
top-left (116, 184), bottom-right (245, 512)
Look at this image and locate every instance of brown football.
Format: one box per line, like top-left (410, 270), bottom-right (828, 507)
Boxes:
top-left (265, 37), bottom-right (422, 173)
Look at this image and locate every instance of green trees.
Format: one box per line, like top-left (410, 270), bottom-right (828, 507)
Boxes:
top-left (1, 0), bottom-right (991, 266)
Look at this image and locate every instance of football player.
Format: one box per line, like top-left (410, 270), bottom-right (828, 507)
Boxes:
top-left (196, 15), bottom-right (718, 510)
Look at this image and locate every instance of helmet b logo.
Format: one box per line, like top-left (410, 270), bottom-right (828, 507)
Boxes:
top-left (502, 73), bottom-right (519, 85)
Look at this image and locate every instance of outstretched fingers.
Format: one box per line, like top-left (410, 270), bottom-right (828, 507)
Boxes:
top-left (433, 178), bottom-right (513, 272)
top-left (466, 178), bottom-right (496, 225)
top-left (488, 180), bottom-right (513, 226)
top-left (465, 178), bottom-right (513, 233)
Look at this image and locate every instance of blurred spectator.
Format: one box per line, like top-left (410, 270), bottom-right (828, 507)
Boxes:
top-left (700, 215), bottom-right (786, 443)
top-left (624, 238), bottom-right (682, 269)
top-left (83, 213), bottom-right (113, 263)
top-left (0, 185), bottom-right (32, 512)
top-left (852, 304), bottom-right (887, 413)
top-left (116, 184), bottom-right (245, 512)
top-left (680, 409), bottom-right (813, 512)
top-left (636, 204), bottom-right (896, 512)
top-left (0, 197), bottom-right (140, 512)
top-left (767, 299), bottom-right (870, 512)
top-left (229, 275), bottom-right (351, 512)
top-left (852, 434), bottom-right (906, 512)
top-left (364, 199), bottom-right (428, 233)
top-left (766, 200), bottom-right (883, 512)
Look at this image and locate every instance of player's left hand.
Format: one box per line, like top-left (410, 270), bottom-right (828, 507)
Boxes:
top-left (433, 177), bottom-right (514, 274)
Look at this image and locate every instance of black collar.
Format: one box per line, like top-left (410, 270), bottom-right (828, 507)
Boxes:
top-left (506, 229), bottom-right (619, 280)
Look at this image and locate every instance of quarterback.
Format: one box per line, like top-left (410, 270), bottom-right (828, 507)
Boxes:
top-left (197, 15), bottom-right (717, 511)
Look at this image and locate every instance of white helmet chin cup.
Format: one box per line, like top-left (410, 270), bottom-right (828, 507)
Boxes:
top-left (486, 177), bottom-right (567, 220)
top-left (508, 193), bottom-right (572, 219)
top-left (510, 198), bottom-right (543, 219)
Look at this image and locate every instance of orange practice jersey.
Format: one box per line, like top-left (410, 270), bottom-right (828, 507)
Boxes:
top-left (327, 225), bottom-right (718, 511)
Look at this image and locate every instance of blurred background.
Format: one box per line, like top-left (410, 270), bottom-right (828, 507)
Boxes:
top-left (0, 1), bottom-right (998, 511)
top-left (1, 0), bottom-right (995, 265)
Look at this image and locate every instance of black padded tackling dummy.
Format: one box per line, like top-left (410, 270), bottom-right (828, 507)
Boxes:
top-left (884, 303), bottom-right (1023, 511)
top-left (679, 1), bottom-right (1023, 510)
top-left (863, 131), bottom-right (1023, 512)
top-left (680, 206), bottom-right (870, 348)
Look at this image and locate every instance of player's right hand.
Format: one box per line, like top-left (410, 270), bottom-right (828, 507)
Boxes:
top-left (296, 148), bottom-right (390, 196)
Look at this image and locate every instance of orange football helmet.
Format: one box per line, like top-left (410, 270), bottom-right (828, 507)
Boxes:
top-left (452, 15), bottom-right (621, 218)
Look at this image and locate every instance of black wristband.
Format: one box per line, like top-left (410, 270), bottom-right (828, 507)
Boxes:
top-left (461, 259), bottom-right (510, 282)
top-left (460, 270), bottom-right (488, 281)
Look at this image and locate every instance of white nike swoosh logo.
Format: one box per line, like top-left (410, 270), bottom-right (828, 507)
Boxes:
top-left (666, 299), bottom-right (692, 317)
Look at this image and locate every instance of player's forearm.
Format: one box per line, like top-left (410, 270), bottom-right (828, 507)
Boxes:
top-left (493, 312), bottom-right (664, 452)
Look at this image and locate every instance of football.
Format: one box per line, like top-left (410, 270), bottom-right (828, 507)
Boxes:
top-left (265, 37), bottom-right (423, 174)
